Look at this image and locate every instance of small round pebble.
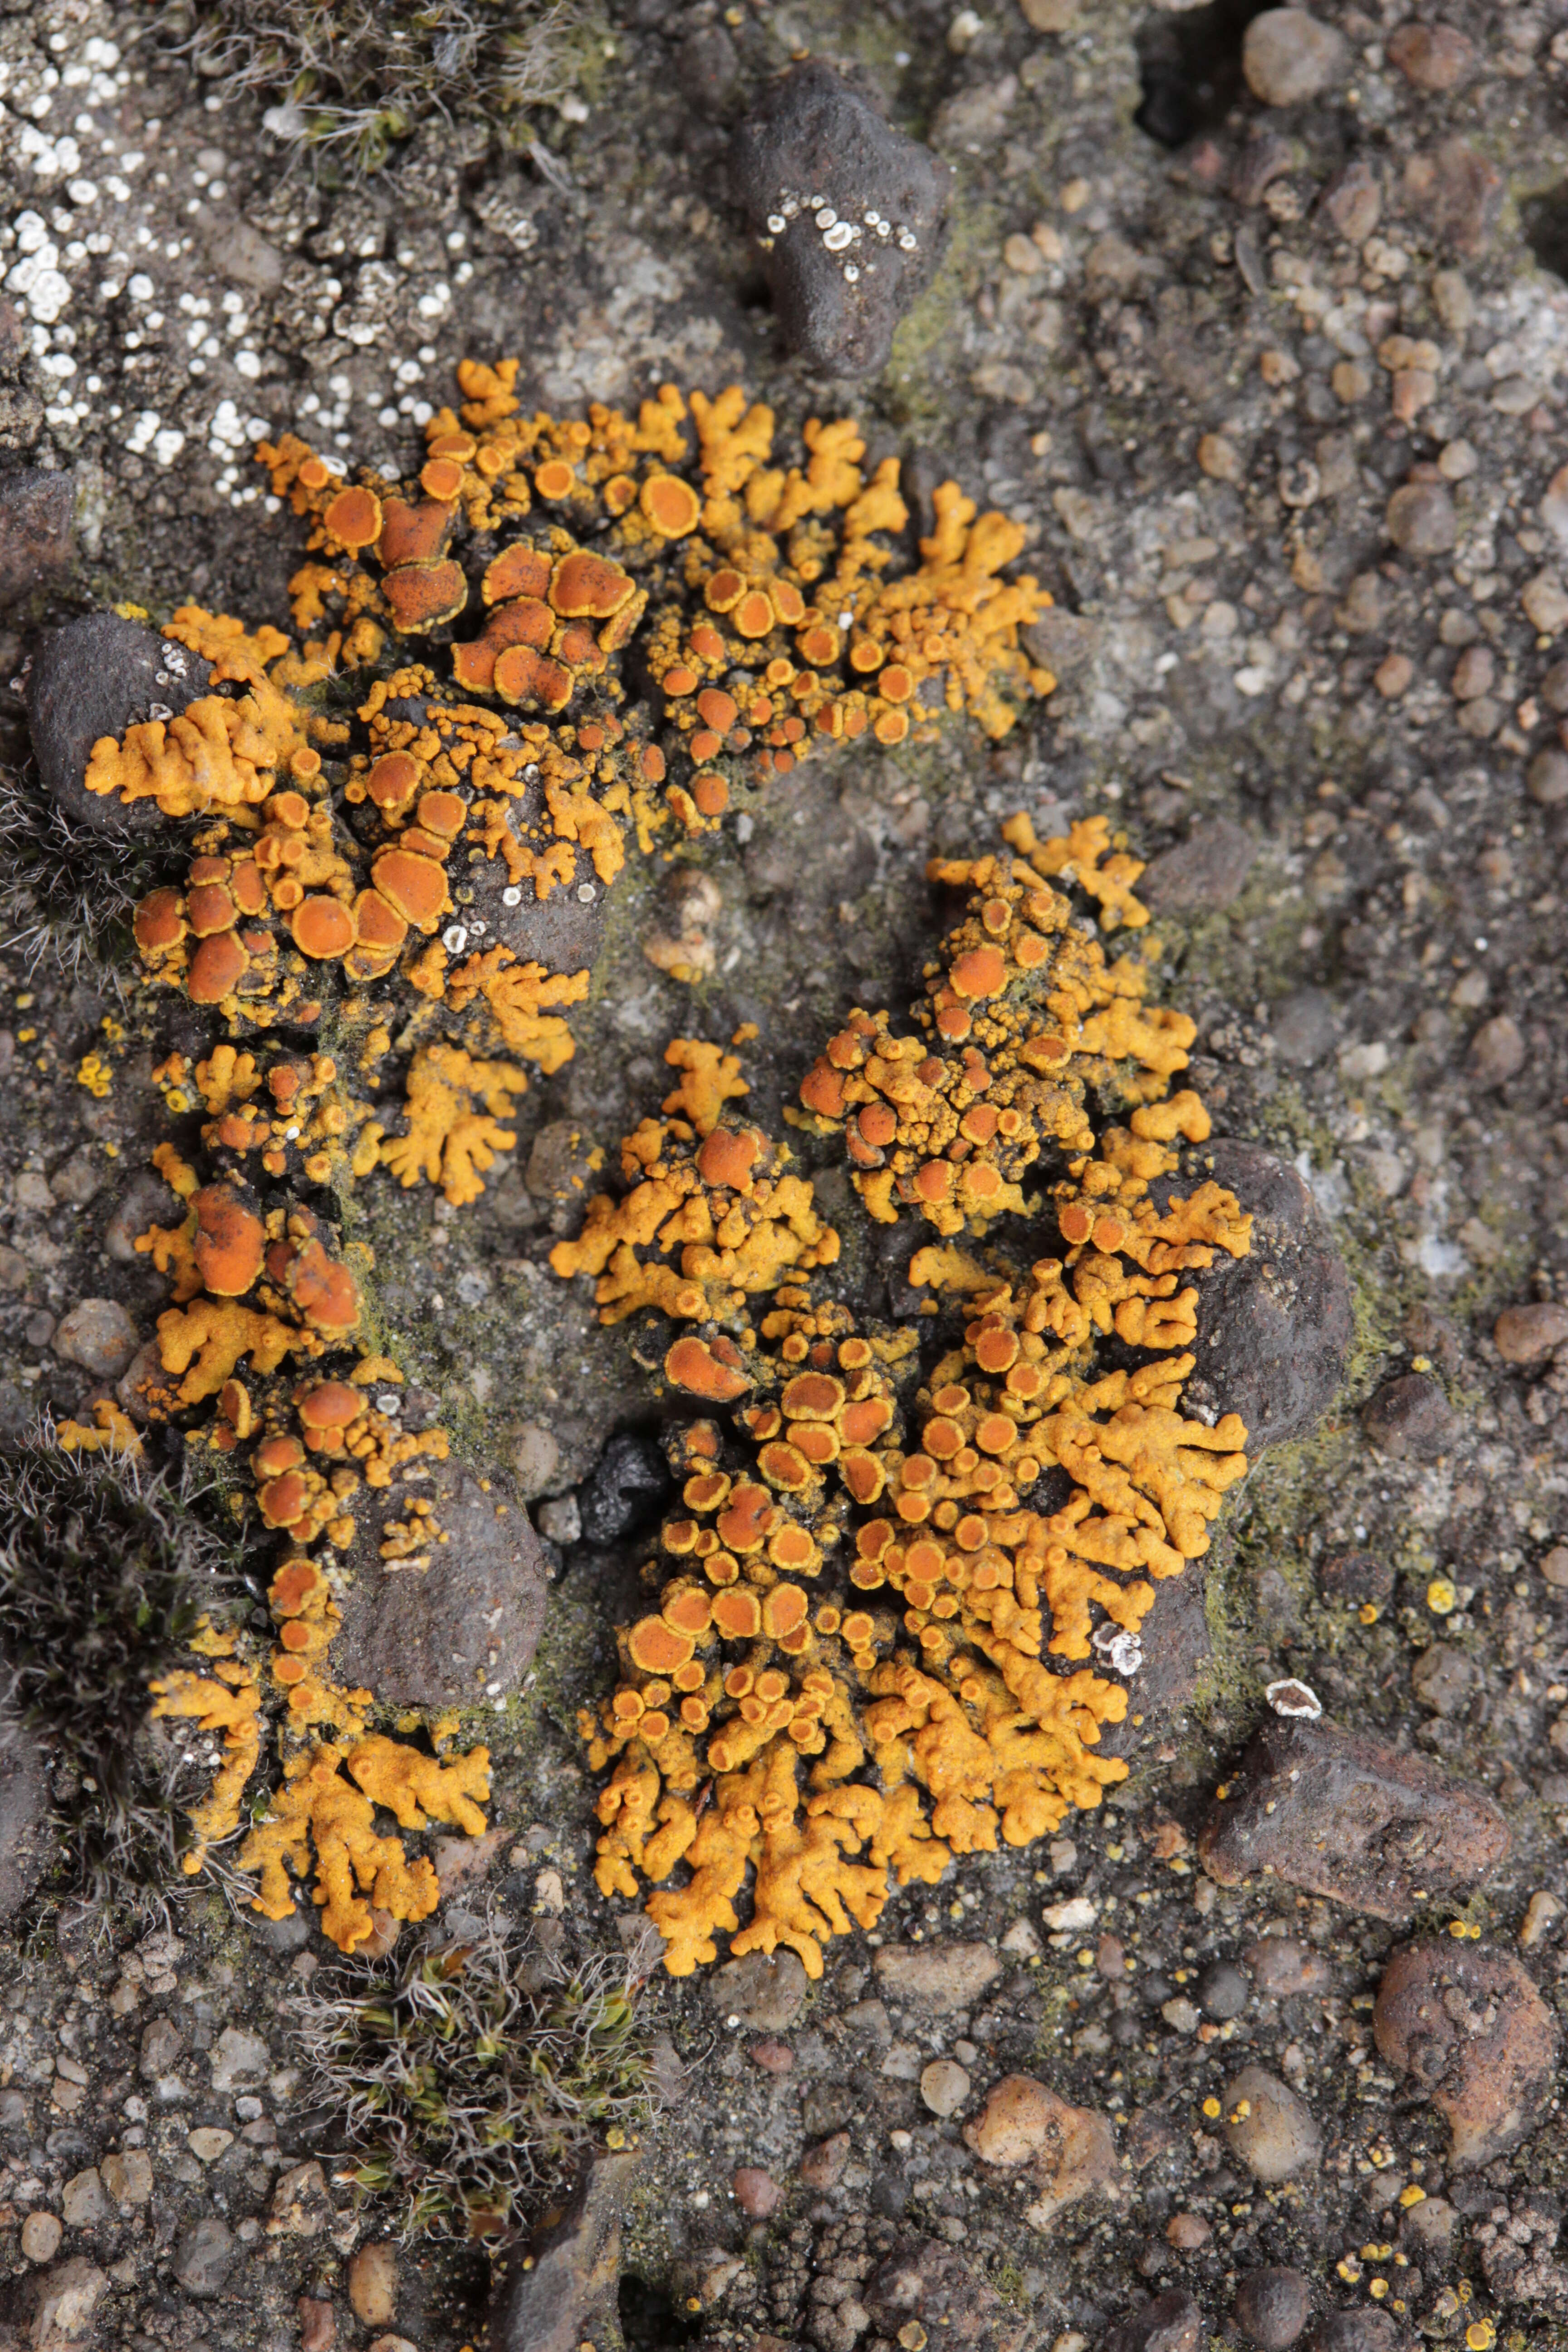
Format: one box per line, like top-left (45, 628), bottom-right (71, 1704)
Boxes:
top-left (1242, 10), bottom-right (1347, 106)
top-left (749, 2037), bottom-right (794, 2074)
top-left (1527, 750), bottom-right (1568, 806)
top-left (1222, 2065), bottom-right (1322, 2182)
top-left (919, 2057), bottom-right (971, 2117)
top-left (1235, 2266), bottom-right (1312, 2350)
top-left (1386, 482), bottom-right (1458, 557)
top-left (1166, 2213), bottom-right (1211, 2252)
top-left (20, 2211), bottom-right (62, 2264)
top-left (1197, 1961), bottom-right (1250, 2021)
top-left (732, 2166), bottom-right (782, 2217)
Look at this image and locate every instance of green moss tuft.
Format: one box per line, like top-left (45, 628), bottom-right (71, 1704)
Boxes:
top-left (0, 1439), bottom-right (247, 1912)
top-left (171, 0), bottom-right (606, 178)
top-left (292, 1919), bottom-right (660, 2238)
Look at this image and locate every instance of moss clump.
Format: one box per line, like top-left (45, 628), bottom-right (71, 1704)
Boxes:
top-left (292, 1920), bottom-right (659, 2237)
top-left (0, 1442), bottom-right (246, 1910)
top-left (0, 762), bottom-right (165, 977)
top-left (175, 0), bottom-right (604, 177)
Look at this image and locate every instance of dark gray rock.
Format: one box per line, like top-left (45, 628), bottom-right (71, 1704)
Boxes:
top-left (862, 2235), bottom-right (1029, 2352)
top-left (25, 612), bottom-right (213, 837)
top-left (461, 775), bottom-right (608, 973)
top-left (0, 1704), bottom-right (49, 1923)
top-left (1099, 1566), bottom-right (1210, 1757)
top-left (1362, 1373), bottom-right (1454, 1461)
top-left (1199, 1715), bottom-right (1510, 1921)
top-left (488, 2152), bottom-right (638, 2352)
top-left (1139, 819), bottom-right (1256, 914)
top-left (172, 2216), bottom-right (237, 2296)
top-left (1197, 1961), bottom-right (1250, 2021)
top-left (1270, 987), bottom-right (1336, 1067)
top-left (728, 63), bottom-right (951, 376)
top-left (1101, 2289), bottom-right (1204, 2352)
top-left (1235, 2267), bottom-right (1312, 2349)
top-left (577, 1431), bottom-right (671, 1548)
top-left (332, 1459), bottom-right (549, 1710)
top-left (0, 470), bottom-right (74, 614)
top-left (1166, 1142), bottom-right (1352, 1451)
top-left (678, 24), bottom-right (743, 119)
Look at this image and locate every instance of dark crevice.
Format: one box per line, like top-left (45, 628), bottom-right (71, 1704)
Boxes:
top-left (1133, 0), bottom-right (1272, 149)
top-left (619, 2273), bottom-right (701, 2349)
top-left (1523, 184), bottom-right (1568, 282)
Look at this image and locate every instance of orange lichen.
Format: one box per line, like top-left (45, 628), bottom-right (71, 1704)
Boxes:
top-left (551, 1115), bottom-right (840, 1326)
top-left (149, 1661), bottom-right (264, 1869)
top-left (369, 1042), bottom-right (527, 1206)
top-left (564, 828), bottom-right (1252, 1975)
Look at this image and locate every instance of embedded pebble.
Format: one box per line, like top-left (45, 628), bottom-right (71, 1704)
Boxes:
top-left (1221, 2066), bottom-right (1321, 2183)
top-left (727, 63), bottom-right (951, 376)
top-left (1196, 1961), bottom-right (1249, 2020)
top-left (1494, 1302), bottom-right (1568, 1363)
top-left (749, 2037), bottom-right (794, 2075)
top-left (1386, 482), bottom-right (1458, 558)
top-left (1387, 21), bottom-right (1474, 91)
top-left (862, 2234), bottom-right (1029, 2352)
top-left (26, 613), bottom-right (211, 837)
top-left (348, 2244), bottom-right (398, 2327)
top-left (1234, 2267), bottom-right (1313, 2350)
top-left (1201, 1717), bottom-right (1508, 1919)
top-left (1362, 1372), bottom-right (1454, 1460)
top-left (1101, 2289), bottom-right (1205, 2352)
top-left (52, 1297), bottom-right (137, 1379)
top-left (171, 2218), bottom-right (236, 2296)
top-left (874, 1941), bottom-right (1001, 2013)
top-left (919, 2058), bottom-right (971, 2117)
top-left (711, 1949), bottom-right (808, 2031)
top-left (20, 2210), bottom-right (62, 2264)
top-left (732, 2165), bottom-right (783, 2218)
top-left (962, 2074), bottom-right (1118, 2228)
top-left (1243, 1938), bottom-right (1333, 1998)
top-left (1241, 11), bottom-right (1347, 106)
top-left (1373, 1939), bottom-right (1558, 2166)
top-left (799, 2131), bottom-right (850, 2188)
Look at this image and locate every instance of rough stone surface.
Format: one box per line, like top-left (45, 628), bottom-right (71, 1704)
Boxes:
top-left (1385, 482), bottom-right (1457, 557)
top-left (1199, 1716), bottom-right (1509, 1920)
top-left (1373, 1940), bottom-right (1558, 2167)
top-left (487, 2153), bottom-right (638, 2352)
top-left (1101, 1566), bottom-right (1210, 1754)
top-left (1270, 988), bottom-right (1336, 1067)
top-left (1242, 12), bottom-right (1347, 107)
top-left (1362, 1372), bottom-right (1454, 1460)
top-left (51, 1298), bottom-right (137, 1379)
top-left (25, 613), bottom-right (214, 838)
top-left (874, 1940), bottom-right (1002, 2012)
top-left (1160, 1142), bottom-right (1352, 1450)
top-left (1222, 2065), bottom-right (1321, 2182)
top-left (728, 64), bottom-right (952, 376)
top-left (170, 2219), bottom-right (236, 2297)
top-left (963, 2074), bottom-right (1119, 2228)
top-left (1234, 2267), bottom-right (1313, 2350)
top-left (862, 2235), bottom-right (1029, 2352)
top-left (710, 1947), bottom-right (808, 2030)
top-left (1495, 1302), bottom-right (1568, 1363)
top-left (1299, 2315), bottom-right (1409, 2352)
top-left (332, 1458), bottom-right (548, 1708)
top-left (0, 1706), bottom-right (49, 1926)
top-left (1101, 2289), bottom-right (1205, 2352)
top-left (1139, 819), bottom-right (1256, 914)
top-left (0, 470), bottom-right (74, 614)
top-left (29, 2257), bottom-right (109, 2349)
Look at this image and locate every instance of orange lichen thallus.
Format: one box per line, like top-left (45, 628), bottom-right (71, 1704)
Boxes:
top-left (566, 829), bottom-right (1253, 1976)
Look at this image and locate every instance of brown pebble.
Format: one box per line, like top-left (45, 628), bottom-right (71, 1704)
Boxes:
top-left (1096, 1933), bottom-right (1126, 1980)
top-left (1527, 748), bottom-right (1568, 806)
top-left (347, 2243), bottom-right (397, 2327)
top-left (732, 2166), bottom-right (783, 2218)
top-left (1374, 1939), bottom-right (1558, 2165)
top-left (1468, 1013), bottom-right (1525, 1088)
top-left (1166, 2212), bottom-right (1211, 2250)
top-left (1386, 481), bottom-right (1457, 557)
top-left (749, 2037), bottom-right (794, 2074)
top-left (1388, 20), bottom-right (1474, 91)
top-left (1541, 1547), bottom-right (1568, 1591)
top-left (798, 2132), bottom-right (850, 2189)
top-left (1494, 1302), bottom-right (1568, 1365)
top-left (297, 2298), bottom-right (336, 2352)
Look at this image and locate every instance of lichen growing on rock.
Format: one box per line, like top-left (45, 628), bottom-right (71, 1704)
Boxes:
top-left (560, 833), bottom-right (1253, 1975)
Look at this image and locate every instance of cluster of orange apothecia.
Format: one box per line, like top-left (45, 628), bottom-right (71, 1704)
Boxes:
top-left (87, 360), bottom-right (1054, 1204)
top-left (567, 833), bottom-right (1253, 1978)
top-left (61, 1037), bottom-right (500, 1957)
top-left (67, 365), bottom-right (1060, 1957)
